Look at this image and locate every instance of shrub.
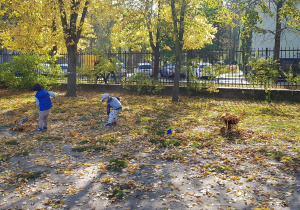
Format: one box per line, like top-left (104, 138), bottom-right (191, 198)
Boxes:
top-left (282, 67), bottom-right (300, 85)
top-left (186, 74), bottom-right (219, 94)
top-left (123, 73), bottom-right (164, 94)
top-left (247, 56), bottom-right (279, 101)
top-left (77, 55), bottom-right (118, 84)
top-left (0, 53), bottom-right (61, 90)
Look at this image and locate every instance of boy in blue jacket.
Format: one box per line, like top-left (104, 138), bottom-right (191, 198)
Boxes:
top-left (102, 93), bottom-right (122, 127)
top-left (33, 83), bottom-right (56, 131)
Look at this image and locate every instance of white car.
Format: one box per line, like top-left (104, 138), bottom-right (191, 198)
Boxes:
top-left (134, 63), bottom-right (153, 76)
top-left (193, 62), bottom-right (214, 78)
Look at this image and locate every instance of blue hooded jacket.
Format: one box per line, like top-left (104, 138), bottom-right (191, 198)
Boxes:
top-left (35, 90), bottom-right (53, 111)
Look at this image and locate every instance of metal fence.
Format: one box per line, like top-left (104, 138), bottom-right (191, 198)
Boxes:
top-left (1, 48), bottom-right (300, 89)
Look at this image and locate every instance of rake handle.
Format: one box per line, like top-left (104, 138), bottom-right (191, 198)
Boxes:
top-left (100, 118), bottom-right (107, 125)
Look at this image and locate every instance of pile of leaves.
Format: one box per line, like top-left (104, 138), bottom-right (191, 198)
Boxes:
top-left (219, 113), bottom-right (246, 138)
top-left (0, 89), bottom-right (299, 210)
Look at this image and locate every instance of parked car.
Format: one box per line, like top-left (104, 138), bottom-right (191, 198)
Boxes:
top-left (134, 63), bottom-right (153, 76)
top-left (193, 62), bottom-right (215, 79)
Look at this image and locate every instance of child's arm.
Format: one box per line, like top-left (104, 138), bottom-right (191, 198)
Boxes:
top-left (48, 91), bottom-right (56, 98)
top-left (107, 104), bottom-right (111, 115)
top-left (35, 97), bottom-right (40, 106)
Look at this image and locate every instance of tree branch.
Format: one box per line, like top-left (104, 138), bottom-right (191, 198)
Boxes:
top-left (76, 1), bottom-right (90, 44)
top-left (58, 0), bottom-right (69, 43)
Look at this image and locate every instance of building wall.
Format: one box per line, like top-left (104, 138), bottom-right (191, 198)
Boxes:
top-left (251, 2), bottom-right (300, 51)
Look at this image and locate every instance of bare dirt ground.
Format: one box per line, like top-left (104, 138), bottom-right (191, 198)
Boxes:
top-left (1, 125), bottom-right (299, 210)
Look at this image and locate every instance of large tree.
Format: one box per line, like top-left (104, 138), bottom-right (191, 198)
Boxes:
top-left (0, 0), bottom-right (65, 54)
top-left (58, 0), bottom-right (90, 97)
top-left (0, 0), bottom-right (92, 97)
top-left (88, 1), bottom-right (121, 52)
top-left (168, 0), bottom-right (219, 101)
top-left (111, 0), bottom-right (217, 100)
top-left (111, 0), bottom-right (167, 78)
top-left (236, 0), bottom-right (300, 63)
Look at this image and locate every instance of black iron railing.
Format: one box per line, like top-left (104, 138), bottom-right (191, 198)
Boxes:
top-left (1, 48), bottom-right (299, 89)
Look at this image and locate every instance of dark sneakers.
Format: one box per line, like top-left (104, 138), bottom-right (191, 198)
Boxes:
top-left (104, 122), bottom-right (117, 127)
top-left (35, 127), bottom-right (47, 132)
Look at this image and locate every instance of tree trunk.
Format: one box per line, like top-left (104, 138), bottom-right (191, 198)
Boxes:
top-left (172, 51), bottom-right (182, 102)
top-left (59, 0), bottom-right (89, 97)
top-left (186, 50), bottom-right (192, 84)
top-left (273, 0), bottom-right (283, 65)
top-left (153, 49), bottom-right (160, 78)
top-left (149, 26), bottom-right (160, 79)
top-left (170, 0), bottom-right (186, 102)
top-left (65, 44), bottom-right (78, 97)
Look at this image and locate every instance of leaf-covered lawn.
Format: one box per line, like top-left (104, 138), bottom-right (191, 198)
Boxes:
top-left (0, 89), bottom-right (299, 210)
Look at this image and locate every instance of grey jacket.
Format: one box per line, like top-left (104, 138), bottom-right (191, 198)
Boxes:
top-left (106, 97), bottom-right (122, 115)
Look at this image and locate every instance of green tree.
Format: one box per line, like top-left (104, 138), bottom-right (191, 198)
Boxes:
top-left (88, 1), bottom-right (121, 52)
top-left (0, 53), bottom-right (60, 90)
top-left (168, 0), bottom-right (219, 101)
top-left (0, 0), bottom-right (65, 54)
top-left (111, 0), bottom-right (166, 78)
top-left (0, 0), bottom-right (93, 97)
top-left (58, 0), bottom-right (90, 97)
top-left (235, 0), bottom-right (300, 64)
top-left (247, 56), bottom-right (279, 101)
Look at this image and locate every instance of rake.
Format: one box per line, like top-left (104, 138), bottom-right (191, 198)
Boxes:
top-left (100, 118), bottom-right (107, 125)
top-left (15, 110), bottom-right (38, 129)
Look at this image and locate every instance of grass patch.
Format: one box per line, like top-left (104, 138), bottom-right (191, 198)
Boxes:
top-left (5, 140), bottom-right (19, 145)
top-left (109, 138), bottom-right (118, 143)
top-left (192, 141), bottom-right (216, 149)
top-left (258, 149), bottom-right (286, 161)
top-left (155, 130), bottom-right (165, 135)
top-left (78, 115), bottom-right (89, 121)
top-left (37, 136), bottom-right (63, 141)
top-left (149, 138), bottom-right (159, 144)
top-left (110, 188), bottom-right (125, 200)
top-left (19, 171), bottom-right (45, 179)
top-left (16, 151), bottom-right (29, 156)
top-left (80, 140), bottom-right (89, 144)
top-left (52, 109), bottom-right (67, 113)
top-left (72, 147), bottom-right (88, 152)
top-left (158, 139), bottom-right (168, 148)
top-left (150, 138), bottom-right (182, 148)
top-left (120, 152), bottom-right (135, 160)
top-left (72, 145), bottom-right (106, 152)
top-left (165, 153), bottom-right (184, 161)
top-left (107, 159), bottom-right (127, 170)
top-left (94, 146), bottom-right (107, 151)
top-left (208, 164), bottom-right (234, 174)
top-left (0, 156), bottom-right (8, 162)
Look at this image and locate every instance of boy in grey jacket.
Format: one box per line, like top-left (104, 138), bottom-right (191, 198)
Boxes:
top-left (102, 93), bottom-right (122, 127)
